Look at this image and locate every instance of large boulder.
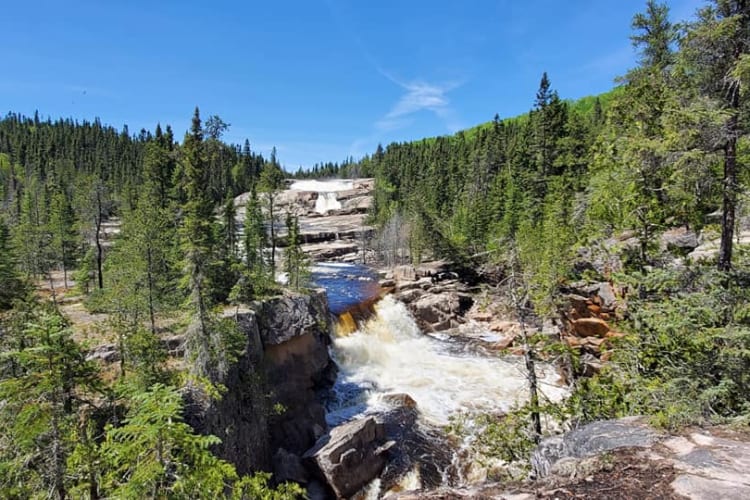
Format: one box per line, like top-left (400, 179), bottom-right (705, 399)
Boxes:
top-left (410, 291), bottom-right (474, 332)
top-left (304, 417), bottom-right (391, 498)
top-left (532, 417), bottom-right (662, 478)
top-left (86, 343), bottom-right (120, 363)
top-left (661, 227), bottom-right (700, 254)
top-left (572, 317), bottom-right (610, 337)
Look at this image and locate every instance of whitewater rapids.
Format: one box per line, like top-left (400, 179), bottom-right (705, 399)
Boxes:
top-left (288, 179), bottom-right (350, 214)
top-left (329, 295), bottom-right (568, 427)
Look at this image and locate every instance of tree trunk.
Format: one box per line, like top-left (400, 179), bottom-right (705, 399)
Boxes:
top-left (719, 115), bottom-right (738, 272)
top-left (269, 195), bottom-right (276, 274)
top-left (146, 246), bottom-right (156, 335)
top-left (61, 243), bottom-right (68, 290)
top-left (519, 314), bottom-right (542, 442)
top-left (47, 334), bottom-right (67, 500)
top-left (95, 190), bottom-right (104, 289)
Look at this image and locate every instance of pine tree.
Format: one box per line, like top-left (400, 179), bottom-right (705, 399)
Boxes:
top-left (143, 124), bottom-right (175, 209)
top-left (0, 311), bottom-right (100, 498)
top-left (48, 184), bottom-right (78, 289)
top-left (103, 192), bottom-right (176, 378)
top-left (181, 107), bottom-right (217, 375)
top-left (0, 219), bottom-right (26, 310)
top-left (283, 212), bottom-right (309, 290)
top-left (244, 184), bottom-right (267, 277)
top-left (222, 195), bottom-right (238, 259)
top-left (679, 0), bottom-right (750, 271)
top-left (631, 0), bottom-right (678, 69)
top-left (258, 148), bottom-right (286, 275)
top-left (100, 383), bottom-right (237, 498)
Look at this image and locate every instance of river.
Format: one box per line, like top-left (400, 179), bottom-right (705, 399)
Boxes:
top-left (310, 262), bottom-right (568, 489)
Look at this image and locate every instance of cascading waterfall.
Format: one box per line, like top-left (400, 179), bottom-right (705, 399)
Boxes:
top-left (288, 179), bottom-right (352, 215)
top-left (314, 191), bottom-right (342, 214)
top-left (312, 263), bottom-right (569, 491)
top-left (329, 295), bottom-right (568, 427)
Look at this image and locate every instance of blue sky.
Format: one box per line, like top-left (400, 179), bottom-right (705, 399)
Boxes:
top-left (2, 0), bottom-right (703, 169)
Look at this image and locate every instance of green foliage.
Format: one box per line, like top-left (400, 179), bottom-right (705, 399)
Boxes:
top-left (569, 264), bottom-right (750, 429)
top-left (259, 148), bottom-right (286, 275)
top-left (283, 212), bottom-right (310, 290)
top-left (0, 310), bottom-right (101, 498)
top-left (100, 383), bottom-right (304, 500)
top-left (101, 383), bottom-right (236, 498)
top-left (0, 219), bottom-right (28, 310)
top-left (447, 402), bottom-right (566, 480)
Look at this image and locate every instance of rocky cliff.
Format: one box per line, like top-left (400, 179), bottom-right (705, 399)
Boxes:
top-left (183, 290), bottom-right (336, 479)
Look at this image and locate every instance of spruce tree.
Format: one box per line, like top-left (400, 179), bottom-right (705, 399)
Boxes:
top-left (181, 107), bottom-right (216, 375)
top-left (48, 185), bottom-right (78, 289)
top-left (100, 383), bottom-right (237, 498)
top-left (679, 0), bottom-right (750, 271)
top-left (283, 212), bottom-right (309, 290)
top-left (258, 148), bottom-right (286, 275)
top-left (0, 311), bottom-right (100, 498)
top-left (0, 220), bottom-right (26, 310)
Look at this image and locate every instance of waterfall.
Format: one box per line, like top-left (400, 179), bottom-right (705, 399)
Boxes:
top-left (287, 179), bottom-right (351, 214)
top-left (314, 191), bottom-right (342, 214)
top-left (328, 295), bottom-right (568, 427)
top-left (313, 264), bottom-right (569, 490)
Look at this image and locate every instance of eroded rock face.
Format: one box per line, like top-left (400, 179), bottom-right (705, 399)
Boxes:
top-left (304, 417), bottom-right (390, 499)
top-left (183, 290), bottom-right (336, 475)
top-left (528, 418), bottom-right (750, 500)
top-left (182, 311), bottom-right (271, 474)
top-left (257, 292), bottom-right (337, 455)
top-left (532, 417), bottom-right (662, 478)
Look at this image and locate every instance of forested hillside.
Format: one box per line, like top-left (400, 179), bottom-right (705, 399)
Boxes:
top-left (348, 0), bottom-right (750, 430)
top-left (0, 109), bottom-right (306, 497)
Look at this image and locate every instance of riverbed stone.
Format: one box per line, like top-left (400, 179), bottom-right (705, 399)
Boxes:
top-left (532, 417), bottom-right (662, 478)
top-left (304, 416), bottom-right (389, 498)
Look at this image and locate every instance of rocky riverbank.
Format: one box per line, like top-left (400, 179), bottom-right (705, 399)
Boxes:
top-left (234, 178), bottom-right (376, 263)
top-left (393, 417), bottom-right (750, 499)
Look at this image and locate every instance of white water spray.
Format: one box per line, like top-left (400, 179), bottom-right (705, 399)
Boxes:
top-left (314, 191), bottom-right (342, 214)
top-left (288, 179), bottom-right (350, 214)
top-left (331, 295), bottom-right (568, 427)
top-left (289, 179), bottom-right (353, 192)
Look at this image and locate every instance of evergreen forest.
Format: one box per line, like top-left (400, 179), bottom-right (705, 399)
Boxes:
top-left (2, 0), bottom-right (750, 498)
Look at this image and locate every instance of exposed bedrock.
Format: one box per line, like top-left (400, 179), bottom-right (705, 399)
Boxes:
top-left (183, 290), bottom-right (337, 477)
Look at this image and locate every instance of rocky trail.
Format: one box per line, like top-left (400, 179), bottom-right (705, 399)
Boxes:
top-left (395, 418), bottom-right (750, 499)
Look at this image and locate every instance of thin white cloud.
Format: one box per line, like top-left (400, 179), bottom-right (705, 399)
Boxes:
top-left (376, 78), bottom-right (464, 132)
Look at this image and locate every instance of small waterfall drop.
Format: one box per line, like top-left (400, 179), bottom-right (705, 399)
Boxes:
top-left (287, 179), bottom-right (353, 215)
top-left (315, 191), bottom-right (341, 214)
top-left (313, 263), bottom-right (569, 491)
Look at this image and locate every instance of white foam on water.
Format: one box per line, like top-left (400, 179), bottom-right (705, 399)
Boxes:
top-left (332, 295), bottom-right (568, 427)
top-left (290, 179), bottom-right (353, 192)
top-left (314, 191), bottom-right (342, 214)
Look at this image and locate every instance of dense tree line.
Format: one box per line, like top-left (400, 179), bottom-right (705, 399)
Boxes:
top-left (346, 1), bottom-right (748, 277)
top-left (0, 107), bottom-right (307, 497)
top-left (372, 0), bottom-right (750, 431)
